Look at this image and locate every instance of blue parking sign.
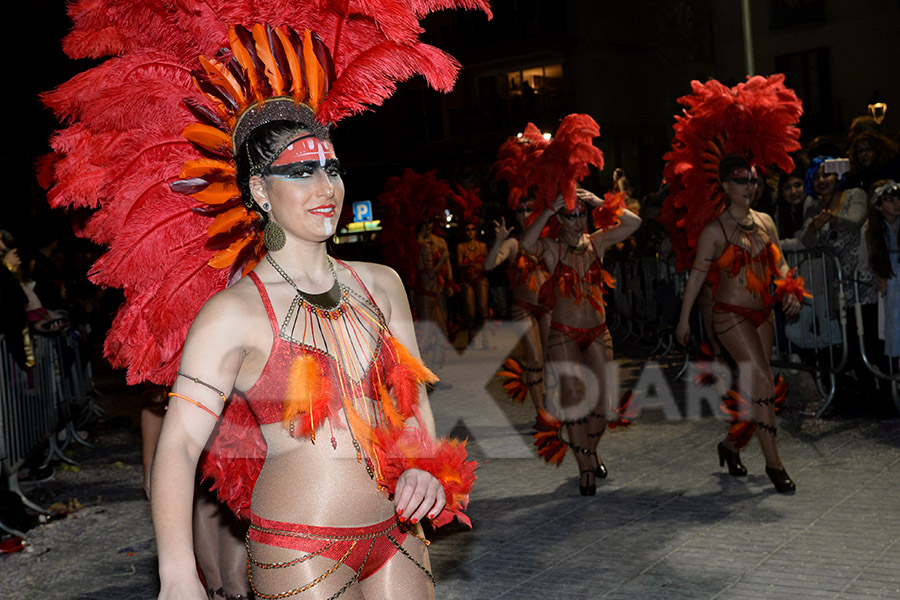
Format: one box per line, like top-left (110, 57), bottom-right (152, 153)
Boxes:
top-left (353, 200), bottom-right (373, 222)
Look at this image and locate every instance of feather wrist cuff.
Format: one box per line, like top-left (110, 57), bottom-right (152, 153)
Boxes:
top-left (773, 268), bottom-right (812, 304)
top-left (374, 427), bottom-right (478, 528)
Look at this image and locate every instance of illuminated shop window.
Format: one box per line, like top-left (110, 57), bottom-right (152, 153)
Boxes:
top-left (505, 64), bottom-right (563, 97)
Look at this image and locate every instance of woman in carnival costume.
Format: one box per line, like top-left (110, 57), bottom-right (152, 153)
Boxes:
top-left (451, 185), bottom-right (490, 349)
top-left (378, 169), bottom-right (456, 371)
top-left (663, 76), bottom-right (808, 494)
top-left (488, 124), bottom-right (552, 413)
top-left (42, 2), bottom-right (490, 598)
top-left (521, 115), bottom-right (642, 496)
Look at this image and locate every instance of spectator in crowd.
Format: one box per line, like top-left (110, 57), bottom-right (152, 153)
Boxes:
top-left (844, 131), bottom-right (900, 193)
top-left (861, 180), bottom-right (900, 415)
top-left (800, 157), bottom-right (880, 413)
top-left (0, 232), bottom-right (30, 368)
top-left (775, 157), bottom-right (813, 249)
top-left (0, 229), bottom-right (68, 336)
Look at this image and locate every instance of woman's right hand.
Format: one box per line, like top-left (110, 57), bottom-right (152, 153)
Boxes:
top-left (808, 210), bottom-right (831, 232)
top-left (550, 194), bottom-right (566, 213)
top-left (493, 217), bottom-right (512, 241)
top-left (2, 248), bottom-right (20, 272)
top-left (675, 319), bottom-right (691, 347)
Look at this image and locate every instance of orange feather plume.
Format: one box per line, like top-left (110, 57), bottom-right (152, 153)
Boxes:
top-left (377, 382), bottom-right (406, 429)
top-left (275, 27), bottom-right (306, 99)
top-left (284, 354), bottom-right (327, 437)
top-left (303, 30), bottom-right (326, 109)
top-left (181, 124), bottom-right (232, 156)
top-left (253, 24), bottom-right (285, 96)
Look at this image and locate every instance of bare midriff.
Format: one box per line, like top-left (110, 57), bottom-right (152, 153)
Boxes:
top-left (251, 415), bottom-right (395, 527)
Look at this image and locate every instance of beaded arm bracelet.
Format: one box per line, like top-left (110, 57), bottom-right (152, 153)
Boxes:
top-left (166, 371), bottom-right (229, 421)
top-left (167, 393), bottom-right (220, 421)
top-left (773, 268), bottom-right (812, 304)
top-left (373, 427), bottom-right (478, 528)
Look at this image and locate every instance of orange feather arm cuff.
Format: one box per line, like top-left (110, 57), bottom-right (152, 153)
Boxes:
top-left (773, 268), bottom-right (812, 304)
top-left (373, 427), bottom-right (478, 528)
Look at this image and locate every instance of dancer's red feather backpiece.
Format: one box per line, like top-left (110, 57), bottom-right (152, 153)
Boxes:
top-left (41, 0), bottom-right (492, 386)
top-left (659, 75), bottom-right (802, 272)
top-left (493, 123), bottom-right (549, 209)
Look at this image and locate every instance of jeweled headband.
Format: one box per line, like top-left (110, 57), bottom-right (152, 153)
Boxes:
top-left (233, 98), bottom-right (329, 152)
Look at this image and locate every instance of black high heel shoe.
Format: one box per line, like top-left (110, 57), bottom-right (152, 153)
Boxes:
top-left (765, 466), bottom-right (796, 493)
top-left (717, 442), bottom-right (747, 476)
top-left (579, 470), bottom-right (596, 496)
top-left (591, 452), bottom-right (608, 479)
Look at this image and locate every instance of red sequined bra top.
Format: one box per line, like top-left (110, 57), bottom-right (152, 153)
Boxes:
top-left (540, 240), bottom-right (615, 313)
top-left (705, 218), bottom-right (782, 307)
top-left (241, 262), bottom-right (435, 440)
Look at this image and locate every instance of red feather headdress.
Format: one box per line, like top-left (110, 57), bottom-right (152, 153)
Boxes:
top-left (528, 113), bottom-right (605, 213)
top-left (659, 75), bottom-right (803, 272)
top-left (41, 0), bottom-right (492, 386)
top-left (449, 184), bottom-right (483, 225)
top-left (493, 123), bottom-right (549, 210)
top-left (377, 168), bottom-right (455, 288)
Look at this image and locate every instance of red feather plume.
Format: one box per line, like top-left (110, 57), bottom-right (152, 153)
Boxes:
top-left (493, 123), bottom-right (549, 209)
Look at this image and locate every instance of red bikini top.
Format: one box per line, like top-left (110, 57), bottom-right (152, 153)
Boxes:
top-left (241, 262), bottom-right (434, 442)
top-left (539, 240), bottom-right (615, 313)
top-left (706, 218), bottom-right (781, 306)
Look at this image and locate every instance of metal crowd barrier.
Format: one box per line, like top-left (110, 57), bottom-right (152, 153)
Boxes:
top-left (606, 253), bottom-right (683, 362)
top-left (850, 268), bottom-right (900, 413)
top-left (771, 248), bottom-right (848, 416)
top-left (0, 332), bottom-right (99, 537)
top-left (605, 248), bottom-right (854, 417)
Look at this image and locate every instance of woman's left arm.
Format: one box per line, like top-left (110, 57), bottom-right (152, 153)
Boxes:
top-left (590, 208), bottom-right (642, 255)
top-left (761, 213), bottom-right (802, 318)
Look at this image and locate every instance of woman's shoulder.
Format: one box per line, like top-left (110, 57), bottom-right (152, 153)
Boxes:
top-left (198, 275), bottom-right (263, 321)
top-left (185, 274), bottom-right (267, 349)
top-left (338, 260), bottom-right (402, 292)
top-left (842, 187), bottom-right (867, 203)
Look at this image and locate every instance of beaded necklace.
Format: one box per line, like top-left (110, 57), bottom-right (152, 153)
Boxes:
top-left (265, 252), bottom-right (387, 479)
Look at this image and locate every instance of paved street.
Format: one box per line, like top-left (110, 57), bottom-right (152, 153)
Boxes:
top-left (3, 322), bottom-right (899, 599)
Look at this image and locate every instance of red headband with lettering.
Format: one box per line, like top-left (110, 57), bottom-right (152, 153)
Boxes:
top-left (271, 135), bottom-right (336, 167)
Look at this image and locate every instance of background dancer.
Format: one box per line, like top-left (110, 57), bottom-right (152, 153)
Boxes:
top-left (489, 125), bottom-right (552, 413)
top-left (522, 114), bottom-right (641, 496)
